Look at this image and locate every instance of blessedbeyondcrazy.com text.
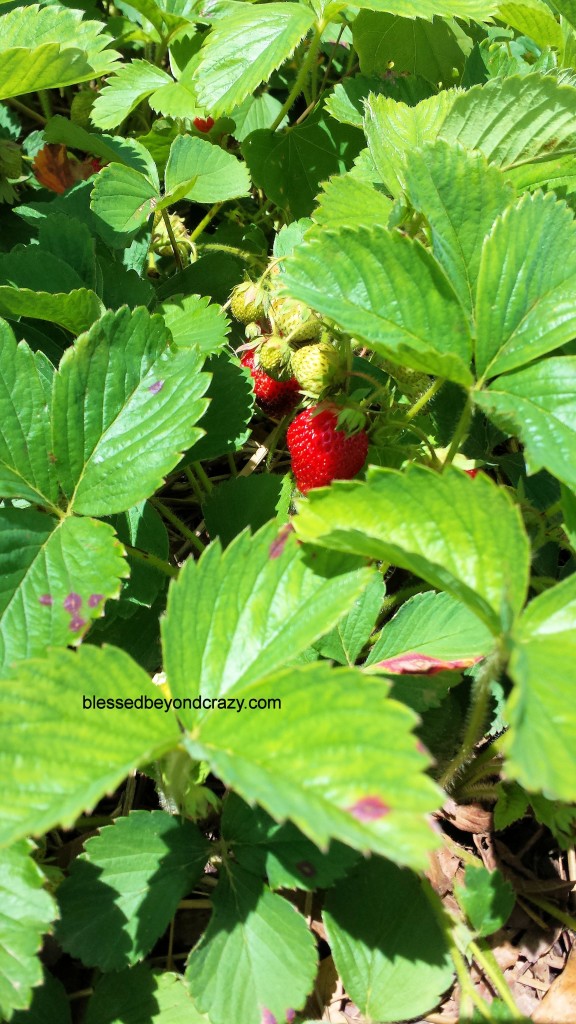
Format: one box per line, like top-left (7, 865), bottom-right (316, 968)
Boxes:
top-left (82, 694), bottom-right (282, 713)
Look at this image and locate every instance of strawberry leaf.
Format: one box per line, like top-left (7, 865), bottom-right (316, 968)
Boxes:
top-left (52, 306), bottom-right (209, 516)
top-left (293, 466), bottom-right (530, 634)
top-left (505, 574), bottom-right (576, 802)
top-left (0, 510), bottom-right (127, 671)
top-left (475, 358), bottom-right (576, 490)
top-left (195, 3), bottom-right (316, 117)
top-left (324, 858), bottom-right (453, 1023)
top-left (56, 812), bottom-right (208, 970)
top-left (185, 865), bottom-right (317, 1024)
top-left (0, 841), bottom-right (57, 1021)
top-left (182, 662), bottom-right (441, 867)
top-left (162, 522), bottom-right (376, 715)
top-left (0, 645), bottom-right (181, 847)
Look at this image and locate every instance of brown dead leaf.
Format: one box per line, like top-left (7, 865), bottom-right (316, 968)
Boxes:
top-left (32, 144), bottom-right (101, 193)
top-left (441, 798), bottom-right (493, 834)
top-left (532, 946), bottom-right (576, 1023)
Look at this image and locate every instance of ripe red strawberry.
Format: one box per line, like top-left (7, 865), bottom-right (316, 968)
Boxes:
top-left (241, 351), bottom-right (300, 418)
top-left (194, 116), bottom-right (215, 132)
top-left (287, 406), bottom-right (369, 493)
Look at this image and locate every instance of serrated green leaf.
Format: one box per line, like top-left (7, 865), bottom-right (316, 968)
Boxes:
top-left (181, 351), bottom-right (254, 464)
top-left (231, 93), bottom-right (286, 141)
top-left (195, 3), bottom-right (316, 117)
top-left (164, 134), bottom-right (250, 203)
top-left (351, 0), bottom-right (497, 17)
top-left (186, 865), bottom-right (317, 1024)
top-left (242, 109), bottom-right (364, 220)
top-left (0, 285), bottom-right (103, 335)
top-left (364, 90), bottom-right (459, 199)
top-left (36, 214), bottom-right (97, 293)
top-left (0, 645), bottom-right (181, 847)
top-left (0, 5), bottom-right (121, 100)
top-left (313, 172), bottom-right (393, 229)
top-left (0, 840), bottom-right (57, 1021)
top-left (504, 574), bottom-right (576, 801)
top-left (162, 522), bottom-right (375, 716)
top-left (45, 116), bottom-right (159, 180)
top-left (314, 573), bottom-right (385, 665)
top-left (10, 970), bottom-right (71, 1024)
top-left (222, 794), bottom-right (360, 891)
top-left (159, 294), bottom-right (229, 354)
top-left (353, 13), bottom-right (467, 86)
top-left (475, 194), bottom-right (576, 379)
top-left (202, 474), bottom-right (288, 547)
top-left (0, 322), bottom-right (58, 508)
top-left (404, 141), bottom-right (514, 317)
top-left (493, 781), bottom-right (529, 831)
top-left (91, 60), bottom-right (172, 131)
top-left (498, 0), bottom-right (563, 49)
top-left (455, 865), bottom-right (515, 937)
top-left (85, 965), bottom-right (208, 1024)
top-left (475, 358), bottom-right (576, 490)
top-left (293, 466), bottom-right (530, 633)
top-left (90, 163), bottom-right (160, 236)
top-left (506, 150), bottom-right (576, 195)
top-left (439, 72), bottom-right (576, 169)
top-left (326, 73), bottom-right (433, 127)
top-left (366, 591), bottom-right (495, 668)
top-left (0, 509), bottom-right (127, 671)
top-left (57, 811), bottom-right (208, 970)
top-left (282, 225), bottom-right (473, 384)
top-left (183, 662), bottom-right (441, 866)
top-left (324, 859), bottom-right (453, 1023)
top-left (109, 500), bottom-right (168, 611)
top-left (52, 307), bottom-right (209, 516)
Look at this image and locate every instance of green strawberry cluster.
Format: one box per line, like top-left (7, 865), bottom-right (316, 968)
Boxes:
top-left (229, 278), bottom-right (346, 399)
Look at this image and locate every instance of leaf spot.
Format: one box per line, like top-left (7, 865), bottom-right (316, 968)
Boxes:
top-left (269, 523), bottom-right (294, 559)
top-left (347, 796), bottom-right (391, 822)
top-left (69, 615), bottom-right (87, 631)
top-left (148, 380), bottom-right (165, 395)
top-left (261, 1011), bottom-right (277, 1024)
top-left (296, 860), bottom-right (316, 878)
top-left (63, 593), bottom-right (82, 612)
top-left (38, 594), bottom-right (53, 606)
top-left (286, 1012), bottom-right (296, 1024)
top-left (88, 593), bottom-right (104, 608)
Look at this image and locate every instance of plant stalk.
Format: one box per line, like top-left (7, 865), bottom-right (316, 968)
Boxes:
top-left (151, 498), bottom-right (206, 553)
top-left (442, 393), bottom-right (473, 470)
top-left (161, 209), bottom-right (183, 272)
top-left (269, 24), bottom-right (325, 132)
top-left (438, 654), bottom-right (499, 791)
top-left (124, 544), bottom-right (179, 578)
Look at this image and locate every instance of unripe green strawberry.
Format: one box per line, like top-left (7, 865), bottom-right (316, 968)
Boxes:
top-left (380, 359), bottom-right (431, 400)
top-left (230, 282), bottom-right (266, 324)
top-left (71, 90), bottom-right (96, 128)
top-left (291, 341), bottom-right (345, 396)
top-left (269, 297), bottom-right (321, 342)
top-left (256, 336), bottom-right (292, 382)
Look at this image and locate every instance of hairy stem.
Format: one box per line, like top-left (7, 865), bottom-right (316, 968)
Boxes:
top-left (439, 654), bottom-right (500, 791)
top-left (160, 209), bottom-right (183, 272)
top-left (151, 498), bottom-right (206, 553)
top-left (270, 24), bottom-right (325, 132)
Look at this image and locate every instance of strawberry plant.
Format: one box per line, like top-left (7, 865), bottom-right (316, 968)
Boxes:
top-left (1, 0), bottom-right (576, 1021)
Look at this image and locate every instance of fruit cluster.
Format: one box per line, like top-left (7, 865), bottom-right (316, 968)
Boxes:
top-left (230, 276), bottom-right (369, 493)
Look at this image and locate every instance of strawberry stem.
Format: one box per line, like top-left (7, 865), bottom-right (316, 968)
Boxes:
top-left (270, 23), bottom-right (326, 132)
top-left (405, 377), bottom-right (445, 420)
